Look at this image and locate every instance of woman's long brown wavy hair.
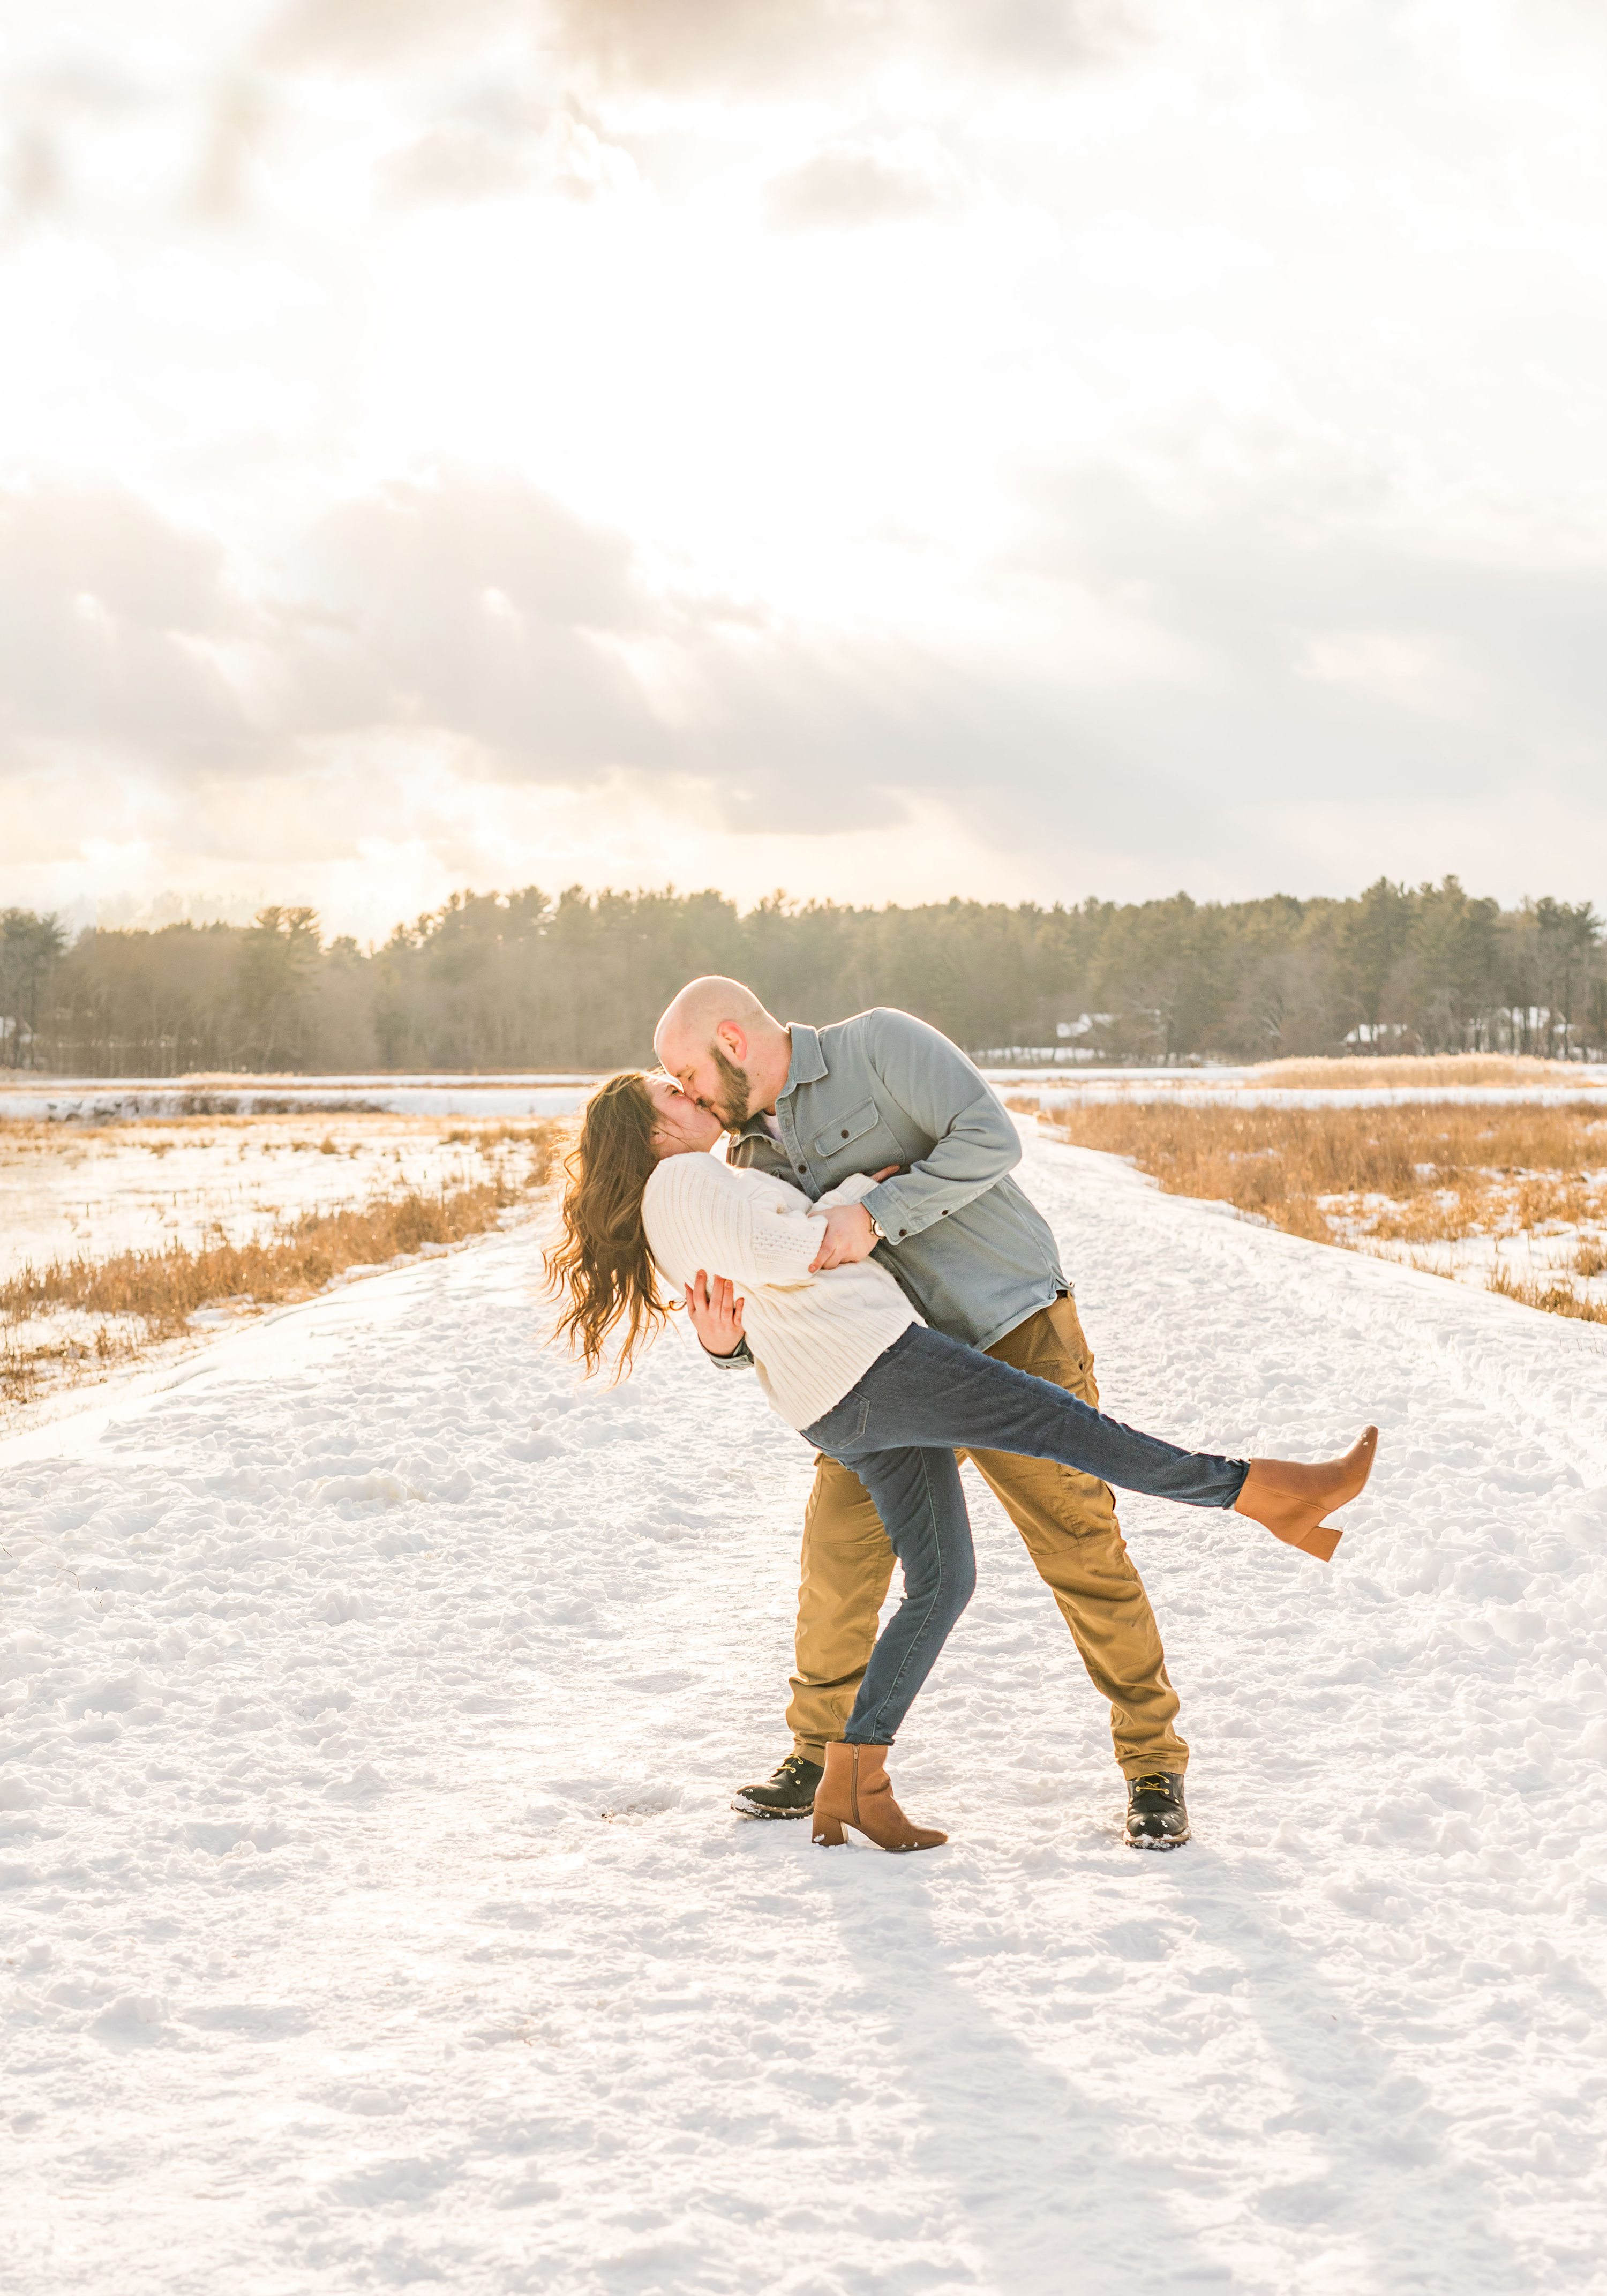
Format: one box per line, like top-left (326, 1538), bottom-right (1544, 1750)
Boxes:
top-left (545, 1070), bottom-right (672, 1380)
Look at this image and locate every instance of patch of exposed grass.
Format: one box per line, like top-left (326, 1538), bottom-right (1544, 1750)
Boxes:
top-left (1012, 1100), bottom-right (1607, 1234)
top-left (1251, 1054), bottom-right (1598, 1091)
top-left (1486, 1269), bottom-right (1607, 1324)
top-left (1013, 1098), bottom-right (1607, 1326)
top-left (1, 1118), bottom-right (567, 1406)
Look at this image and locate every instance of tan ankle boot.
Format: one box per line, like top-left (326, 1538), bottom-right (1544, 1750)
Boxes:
top-left (810, 1742), bottom-right (947, 1851)
top-left (1233, 1425), bottom-right (1378, 1561)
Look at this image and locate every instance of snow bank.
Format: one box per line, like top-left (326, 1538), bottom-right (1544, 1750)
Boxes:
top-left (2, 1136), bottom-right (1605, 2292)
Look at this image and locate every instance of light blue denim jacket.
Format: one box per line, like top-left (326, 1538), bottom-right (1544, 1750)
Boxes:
top-left (711, 1007), bottom-right (1067, 1360)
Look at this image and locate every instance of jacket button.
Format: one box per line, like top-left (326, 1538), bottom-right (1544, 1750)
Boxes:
top-left (796, 1164), bottom-right (807, 1174)
top-left (898, 1229), bottom-right (907, 1238)
top-left (840, 1128), bottom-right (848, 1138)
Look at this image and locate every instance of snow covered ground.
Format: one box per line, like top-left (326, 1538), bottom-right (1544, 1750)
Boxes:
top-left (4, 1132), bottom-right (1606, 2295)
top-left (1341, 1214), bottom-right (1607, 1297)
top-left (0, 1114), bottom-right (562, 1282)
top-left (12, 1063), bottom-right (1607, 1132)
top-left (0, 1078), bottom-right (598, 1124)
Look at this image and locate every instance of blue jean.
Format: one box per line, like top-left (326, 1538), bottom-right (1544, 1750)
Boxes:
top-left (800, 1325), bottom-right (1249, 1746)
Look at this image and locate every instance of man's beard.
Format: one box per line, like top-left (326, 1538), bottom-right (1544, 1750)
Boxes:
top-left (710, 1041), bottom-right (756, 1129)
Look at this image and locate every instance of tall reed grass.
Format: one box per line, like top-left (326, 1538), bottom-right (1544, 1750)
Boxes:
top-left (1014, 1099), bottom-right (1607, 1324)
top-left (1248, 1054), bottom-right (1601, 1091)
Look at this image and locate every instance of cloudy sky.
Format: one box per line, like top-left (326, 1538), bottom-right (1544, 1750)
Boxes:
top-left (5, 0), bottom-right (1607, 940)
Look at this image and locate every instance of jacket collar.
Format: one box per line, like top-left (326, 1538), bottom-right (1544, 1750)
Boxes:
top-left (779, 1023), bottom-right (828, 1098)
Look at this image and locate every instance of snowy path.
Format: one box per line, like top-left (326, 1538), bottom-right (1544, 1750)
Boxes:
top-left (4, 1133), bottom-right (1607, 2296)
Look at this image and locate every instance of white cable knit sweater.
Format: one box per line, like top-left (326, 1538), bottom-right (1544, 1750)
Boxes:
top-left (641, 1153), bottom-right (919, 1431)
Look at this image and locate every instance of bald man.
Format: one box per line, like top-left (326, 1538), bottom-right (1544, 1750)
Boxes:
top-left (654, 977), bottom-right (1191, 1849)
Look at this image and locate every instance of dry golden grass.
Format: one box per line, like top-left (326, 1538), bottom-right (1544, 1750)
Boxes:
top-left (1013, 1098), bottom-right (1607, 1325)
top-left (1486, 1269), bottom-right (1607, 1324)
top-left (1250, 1054), bottom-right (1601, 1090)
top-left (1, 1118), bottom-right (567, 1406)
top-left (1013, 1100), bottom-right (1607, 1236)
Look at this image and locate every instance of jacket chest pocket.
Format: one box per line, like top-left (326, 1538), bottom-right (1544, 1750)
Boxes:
top-left (812, 1097), bottom-right (884, 1160)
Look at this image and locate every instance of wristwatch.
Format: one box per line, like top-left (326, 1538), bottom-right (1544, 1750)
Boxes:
top-left (865, 1204), bottom-right (888, 1242)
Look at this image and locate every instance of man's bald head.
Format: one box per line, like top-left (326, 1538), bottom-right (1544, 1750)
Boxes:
top-left (655, 976), bottom-right (769, 1055)
top-left (653, 976), bottom-right (791, 1129)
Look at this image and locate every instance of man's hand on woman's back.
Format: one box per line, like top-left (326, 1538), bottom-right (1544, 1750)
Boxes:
top-left (806, 1165), bottom-right (900, 1272)
top-left (806, 1202), bottom-right (877, 1271)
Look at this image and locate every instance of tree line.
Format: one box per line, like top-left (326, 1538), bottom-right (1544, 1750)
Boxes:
top-left (2, 876), bottom-right (1603, 1075)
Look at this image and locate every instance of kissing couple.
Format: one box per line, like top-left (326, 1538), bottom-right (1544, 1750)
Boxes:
top-left (547, 977), bottom-right (1376, 1854)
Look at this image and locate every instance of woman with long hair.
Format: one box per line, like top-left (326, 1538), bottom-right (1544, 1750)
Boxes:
top-left (547, 1070), bottom-right (1376, 1853)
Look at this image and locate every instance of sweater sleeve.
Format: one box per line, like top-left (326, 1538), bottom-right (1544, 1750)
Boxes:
top-left (814, 1169), bottom-right (879, 1211)
top-left (647, 1157), bottom-right (821, 1290)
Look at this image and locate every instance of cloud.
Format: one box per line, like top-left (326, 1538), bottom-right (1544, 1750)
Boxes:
top-left (0, 491), bottom-right (252, 762)
top-left (0, 58), bottom-right (142, 229)
top-left (14, 0), bottom-right (1607, 937)
top-left (1036, 457), bottom-right (1607, 755)
top-left (259, 0), bottom-right (1134, 90)
top-left (548, 0), bottom-right (859, 91)
top-left (546, 0), bottom-right (1132, 91)
top-left (382, 120), bottom-right (535, 204)
top-left (2, 123), bottom-right (65, 221)
top-left (928, 0), bottom-right (1125, 67)
top-left (262, 0), bottom-right (517, 71)
top-left (275, 480), bottom-right (1040, 827)
top-left (187, 82), bottom-right (271, 222)
top-left (381, 103), bottom-right (635, 206)
top-left (280, 476), bottom-right (664, 766)
top-left (977, 452), bottom-right (1607, 890)
top-left (765, 139), bottom-right (965, 231)
top-left (0, 474), bottom-right (1041, 842)
top-left (9, 446), bottom-right (1607, 915)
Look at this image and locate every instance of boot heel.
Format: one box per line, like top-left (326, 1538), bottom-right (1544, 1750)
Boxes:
top-left (812, 1814), bottom-right (845, 1847)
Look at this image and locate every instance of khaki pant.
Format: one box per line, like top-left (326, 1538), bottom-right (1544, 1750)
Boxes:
top-left (786, 1295), bottom-right (1187, 1780)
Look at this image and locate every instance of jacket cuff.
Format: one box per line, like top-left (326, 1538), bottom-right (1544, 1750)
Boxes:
top-left (861, 1177), bottom-right (924, 1240)
top-left (703, 1337), bottom-right (754, 1367)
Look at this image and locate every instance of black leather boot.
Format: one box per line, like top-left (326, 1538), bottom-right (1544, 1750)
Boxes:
top-left (1125, 1771), bottom-right (1189, 1849)
top-left (731, 1752), bottom-right (823, 1819)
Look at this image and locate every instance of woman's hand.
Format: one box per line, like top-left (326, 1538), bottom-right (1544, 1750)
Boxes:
top-left (684, 1269), bottom-right (746, 1356)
